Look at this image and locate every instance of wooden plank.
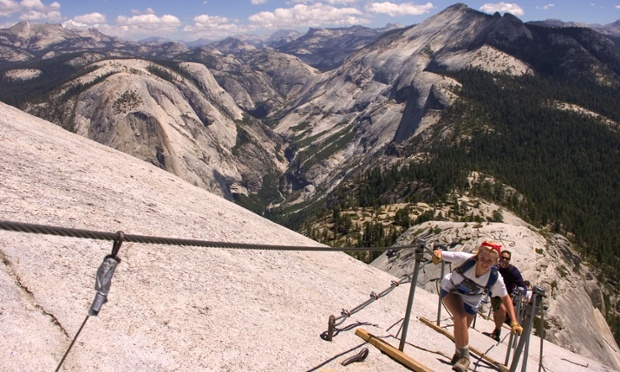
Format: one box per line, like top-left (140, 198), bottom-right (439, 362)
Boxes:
top-left (419, 317), bottom-right (509, 372)
top-left (354, 328), bottom-right (433, 372)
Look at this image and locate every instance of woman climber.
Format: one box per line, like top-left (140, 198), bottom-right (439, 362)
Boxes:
top-left (432, 240), bottom-right (523, 372)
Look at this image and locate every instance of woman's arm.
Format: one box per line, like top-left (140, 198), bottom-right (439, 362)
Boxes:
top-left (501, 294), bottom-right (523, 335)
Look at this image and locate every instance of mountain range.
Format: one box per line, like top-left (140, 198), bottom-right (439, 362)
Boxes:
top-left (1, 2), bottom-right (620, 359)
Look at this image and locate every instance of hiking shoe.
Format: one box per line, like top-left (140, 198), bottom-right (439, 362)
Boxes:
top-left (483, 329), bottom-right (501, 342)
top-left (492, 329), bottom-right (501, 342)
top-left (452, 356), bottom-right (470, 372)
top-left (450, 352), bottom-right (460, 365)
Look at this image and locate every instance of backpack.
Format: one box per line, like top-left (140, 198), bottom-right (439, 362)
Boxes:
top-left (453, 258), bottom-right (499, 296)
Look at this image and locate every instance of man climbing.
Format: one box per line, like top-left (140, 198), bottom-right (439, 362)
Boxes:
top-left (484, 249), bottom-right (526, 342)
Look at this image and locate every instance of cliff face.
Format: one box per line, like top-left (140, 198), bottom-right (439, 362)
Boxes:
top-left (24, 58), bottom-right (286, 200)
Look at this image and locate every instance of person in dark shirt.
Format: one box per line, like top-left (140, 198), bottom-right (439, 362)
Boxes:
top-left (485, 249), bottom-right (525, 342)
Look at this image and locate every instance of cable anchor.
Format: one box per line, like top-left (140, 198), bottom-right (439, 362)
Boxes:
top-left (89, 231), bottom-right (123, 316)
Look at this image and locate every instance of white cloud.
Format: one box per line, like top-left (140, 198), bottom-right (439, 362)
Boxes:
top-left (542, 4), bottom-right (555, 10)
top-left (0, 0), bottom-right (60, 21)
top-left (251, 0), bottom-right (268, 4)
top-left (289, 0), bottom-right (358, 4)
top-left (479, 2), bottom-right (524, 16)
top-left (366, 2), bottom-right (434, 17)
top-left (72, 12), bottom-right (106, 25)
top-left (0, 0), bottom-right (21, 17)
top-left (20, 9), bottom-right (60, 21)
top-left (248, 3), bottom-right (366, 30)
top-left (320, 0), bottom-right (358, 4)
top-left (535, 3), bottom-right (554, 10)
top-left (20, 0), bottom-right (46, 10)
top-left (65, 11), bottom-right (181, 37)
top-left (116, 13), bottom-right (182, 35)
top-left (184, 14), bottom-right (243, 39)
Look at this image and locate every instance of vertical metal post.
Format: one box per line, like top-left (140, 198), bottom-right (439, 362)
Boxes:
top-left (509, 286), bottom-right (544, 372)
top-left (436, 260), bottom-right (445, 326)
top-left (538, 292), bottom-right (546, 372)
top-left (505, 288), bottom-right (524, 366)
top-left (505, 331), bottom-right (516, 366)
top-left (399, 238), bottom-right (425, 351)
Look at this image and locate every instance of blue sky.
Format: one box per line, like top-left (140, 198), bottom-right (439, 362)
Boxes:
top-left (1, 1), bottom-right (620, 41)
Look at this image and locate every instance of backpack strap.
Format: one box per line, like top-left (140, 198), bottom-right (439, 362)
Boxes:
top-left (455, 258), bottom-right (499, 294)
top-left (454, 257), bottom-right (476, 276)
top-left (455, 258), bottom-right (476, 276)
top-left (487, 266), bottom-right (499, 294)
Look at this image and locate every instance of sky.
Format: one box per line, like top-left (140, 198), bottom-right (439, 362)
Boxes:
top-left (1, 0), bottom-right (620, 42)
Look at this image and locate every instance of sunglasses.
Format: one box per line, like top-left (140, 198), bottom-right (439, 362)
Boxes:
top-left (500, 256), bottom-right (511, 261)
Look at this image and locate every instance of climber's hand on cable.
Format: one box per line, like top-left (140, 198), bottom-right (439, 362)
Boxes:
top-left (432, 249), bottom-right (442, 265)
top-left (510, 321), bottom-right (523, 336)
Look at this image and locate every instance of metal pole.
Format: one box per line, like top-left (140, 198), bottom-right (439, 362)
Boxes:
top-left (510, 295), bottom-right (535, 372)
top-left (505, 328), bottom-right (517, 366)
top-left (399, 238), bottom-right (425, 351)
top-left (505, 288), bottom-right (524, 366)
top-left (436, 260), bottom-right (445, 326)
top-left (538, 292), bottom-right (545, 372)
top-left (509, 287), bottom-right (544, 372)
top-left (519, 292), bottom-right (535, 372)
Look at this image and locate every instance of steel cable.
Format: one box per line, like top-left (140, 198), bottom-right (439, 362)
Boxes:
top-left (0, 220), bottom-right (416, 252)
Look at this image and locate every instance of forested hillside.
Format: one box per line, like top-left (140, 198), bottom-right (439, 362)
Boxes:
top-left (436, 70), bottom-right (619, 272)
top-left (296, 69), bottom-right (620, 341)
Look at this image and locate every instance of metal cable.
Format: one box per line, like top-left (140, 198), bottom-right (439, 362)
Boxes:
top-left (319, 274), bottom-right (414, 341)
top-left (54, 315), bottom-right (89, 372)
top-left (336, 275), bottom-right (412, 326)
top-left (322, 258), bottom-right (437, 342)
top-left (0, 220), bottom-right (415, 252)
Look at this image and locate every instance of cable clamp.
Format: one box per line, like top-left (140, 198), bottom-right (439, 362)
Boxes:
top-left (111, 231), bottom-right (124, 258)
top-left (88, 235), bottom-right (123, 316)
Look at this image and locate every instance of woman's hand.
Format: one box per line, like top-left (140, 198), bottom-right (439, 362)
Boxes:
top-left (432, 249), bottom-right (442, 265)
top-left (510, 321), bottom-right (523, 335)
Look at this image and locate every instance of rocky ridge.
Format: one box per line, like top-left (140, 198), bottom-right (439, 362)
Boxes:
top-left (23, 58), bottom-right (285, 199)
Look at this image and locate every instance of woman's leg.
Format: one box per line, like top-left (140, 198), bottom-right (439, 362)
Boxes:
top-left (442, 293), bottom-right (474, 348)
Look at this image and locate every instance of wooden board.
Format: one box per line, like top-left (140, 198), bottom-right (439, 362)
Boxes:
top-left (354, 328), bottom-right (433, 372)
top-left (419, 317), bottom-right (509, 372)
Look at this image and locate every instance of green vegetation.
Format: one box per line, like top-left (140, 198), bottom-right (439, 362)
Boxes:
top-left (234, 171), bottom-right (284, 216)
top-left (293, 69), bottom-right (620, 342)
top-left (441, 70), bottom-right (620, 275)
top-left (232, 124), bottom-right (251, 155)
top-left (290, 121), bottom-right (312, 132)
top-left (146, 64), bottom-right (177, 82)
top-left (312, 69), bottom-right (620, 276)
top-left (0, 53), bottom-right (89, 107)
top-left (112, 89), bottom-right (142, 114)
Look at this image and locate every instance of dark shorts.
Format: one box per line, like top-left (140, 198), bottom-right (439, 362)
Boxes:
top-left (440, 289), bottom-right (478, 315)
